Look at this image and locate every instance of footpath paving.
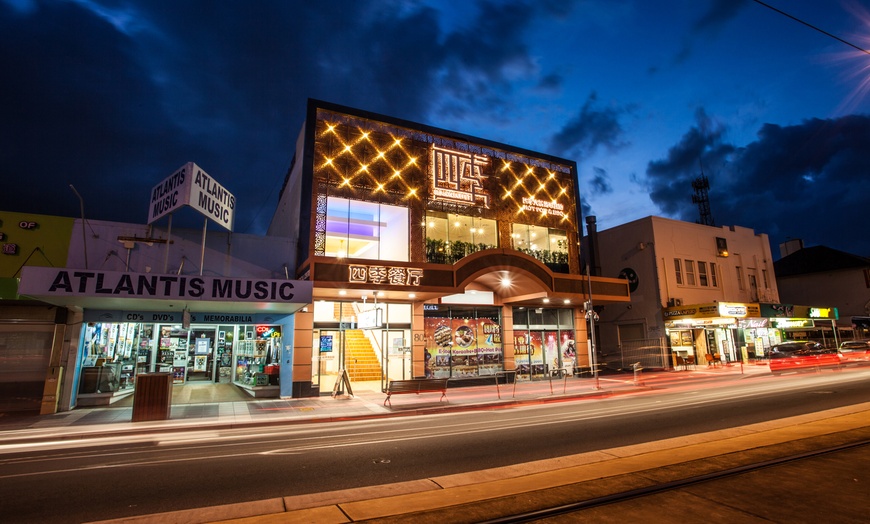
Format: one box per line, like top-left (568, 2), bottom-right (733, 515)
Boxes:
top-left (2, 364), bottom-right (868, 523)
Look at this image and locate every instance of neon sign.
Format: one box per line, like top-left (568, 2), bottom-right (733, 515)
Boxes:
top-left (429, 145), bottom-right (490, 208)
top-left (349, 264), bottom-right (423, 286)
top-left (521, 196), bottom-right (564, 217)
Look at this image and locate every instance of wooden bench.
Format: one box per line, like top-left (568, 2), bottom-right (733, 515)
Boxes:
top-left (384, 378), bottom-right (448, 407)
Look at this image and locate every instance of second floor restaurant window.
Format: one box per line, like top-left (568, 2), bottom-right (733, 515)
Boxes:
top-left (324, 196), bottom-right (409, 262)
top-left (425, 212), bottom-right (497, 264)
top-left (511, 224), bottom-right (568, 267)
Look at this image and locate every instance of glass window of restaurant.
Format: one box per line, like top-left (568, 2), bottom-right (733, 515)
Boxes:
top-left (510, 224), bottom-right (569, 267)
top-left (425, 211), bottom-right (498, 263)
top-left (424, 305), bottom-right (503, 379)
top-left (324, 196), bottom-right (409, 261)
top-left (512, 308), bottom-right (576, 380)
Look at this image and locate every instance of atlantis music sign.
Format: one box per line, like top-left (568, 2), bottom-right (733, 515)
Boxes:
top-left (147, 162), bottom-right (236, 231)
top-left (18, 267), bottom-right (313, 305)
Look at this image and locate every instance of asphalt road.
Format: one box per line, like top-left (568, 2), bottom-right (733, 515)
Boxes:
top-left (1, 369), bottom-right (869, 523)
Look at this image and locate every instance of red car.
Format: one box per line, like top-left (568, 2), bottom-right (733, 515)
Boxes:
top-left (768, 341), bottom-right (840, 373)
top-left (838, 340), bottom-right (870, 364)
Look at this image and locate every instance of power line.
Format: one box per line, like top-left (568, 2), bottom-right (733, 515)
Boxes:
top-left (753, 0), bottom-right (870, 56)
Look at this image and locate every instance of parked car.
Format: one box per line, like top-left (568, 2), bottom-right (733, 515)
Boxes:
top-left (767, 341), bottom-right (839, 373)
top-left (766, 341), bottom-right (823, 358)
top-left (838, 340), bottom-right (870, 363)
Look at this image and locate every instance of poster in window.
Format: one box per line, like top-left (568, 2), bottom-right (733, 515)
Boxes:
top-left (513, 330), bottom-right (531, 380)
top-left (477, 317), bottom-right (503, 376)
top-left (560, 330), bottom-right (576, 372)
top-left (528, 331), bottom-right (545, 379)
top-left (670, 331), bottom-right (681, 347)
top-left (451, 318), bottom-right (478, 378)
top-left (425, 317), bottom-right (453, 379)
top-left (681, 331), bottom-right (693, 346)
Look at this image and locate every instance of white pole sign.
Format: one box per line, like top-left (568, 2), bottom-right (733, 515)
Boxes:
top-left (147, 162), bottom-right (235, 231)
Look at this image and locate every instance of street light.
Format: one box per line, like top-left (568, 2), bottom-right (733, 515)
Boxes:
top-left (69, 184), bottom-right (88, 269)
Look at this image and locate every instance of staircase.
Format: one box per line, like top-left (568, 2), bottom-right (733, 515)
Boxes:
top-left (344, 329), bottom-right (382, 381)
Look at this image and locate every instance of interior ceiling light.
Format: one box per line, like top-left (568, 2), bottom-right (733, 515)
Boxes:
top-left (543, 298), bottom-right (550, 303)
top-left (563, 299), bottom-right (570, 304)
top-left (409, 293), bottom-right (416, 298)
top-left (500, 276), bottom-right (511, 287)
top-left (339, 290), bottom-right (347, 295)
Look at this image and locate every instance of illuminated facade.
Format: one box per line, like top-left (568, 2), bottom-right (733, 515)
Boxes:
top-left (270, 100), bottom-right (630, 396)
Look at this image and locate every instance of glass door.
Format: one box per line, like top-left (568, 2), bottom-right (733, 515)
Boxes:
top-left (381, 329), bottom-right (410, 390)
top-left (313, 329), bottom-right (343, 395)
top-left (188, 327), bottom-right (216, 382)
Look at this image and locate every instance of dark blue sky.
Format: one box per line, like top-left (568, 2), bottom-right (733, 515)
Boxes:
top-left (2, 0), bottom-right (870, 257)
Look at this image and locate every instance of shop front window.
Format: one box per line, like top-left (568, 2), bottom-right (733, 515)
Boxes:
top-left (424, 306), bottom-right (503, 378)
top-left (425, 211), bottom-right (497, 264)
top-left (78, 321), bottom-right (283, 402)
top-left (79, 322), bottom-right (151, 396)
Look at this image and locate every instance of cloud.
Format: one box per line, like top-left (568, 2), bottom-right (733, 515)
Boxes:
top-left (0, 1), bottom-right (506, 234)
top-left (672, 0), bottom-right (749, 65)
top-left (548, 92), bottom-right (631, 159)
top-left (589, 166), bottom-right (613, 196)
top-left (645, 111), bottom-right (870, 256)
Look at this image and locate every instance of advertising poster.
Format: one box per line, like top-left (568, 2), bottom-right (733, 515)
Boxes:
top-left (513, 330), bottom-right (531, 379)
top-left (451, 318), bottom-right (478, 378)
top-left (425, 317), bottom-right (453, 378)
top-left (476, 317), bottom-right (502, 376)
top-left (529, 332), bottom-right (545, 378)
top-left (560, 330), bottom-right (577, 373)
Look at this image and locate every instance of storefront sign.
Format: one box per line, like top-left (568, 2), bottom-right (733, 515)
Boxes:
top-left (773, 318), bottom-right (815, 329)
top-left (348, 264), bottom-right (423, 286)
top-left (20, 267), bottom-right (313, 304)
top-left (83, 310), bottom-right (291, 323)
top-left (739, 318), bottom-right (769, 328)
top-left (148, 162), bottom-right (236, 231)
top-left (429, 145), bottom-right (491, 208)
top-left (521, 197), bottom-right (565, 217)
top-left (662, 303), bottom-right (720, 319)
top-left (808, 307), bottom-right (836, 319)
top-left (718, 302), bottom-right (760, 318)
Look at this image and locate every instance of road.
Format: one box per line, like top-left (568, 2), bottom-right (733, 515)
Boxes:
top-left (1, 368), bottom-right (868, 523)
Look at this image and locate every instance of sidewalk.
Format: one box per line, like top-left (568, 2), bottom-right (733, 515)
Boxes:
top-left (0, 363), bottom-right (769, 445)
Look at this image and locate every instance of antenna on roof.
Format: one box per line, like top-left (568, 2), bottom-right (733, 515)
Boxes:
top-left (692, 160), bottom-right (715, 226)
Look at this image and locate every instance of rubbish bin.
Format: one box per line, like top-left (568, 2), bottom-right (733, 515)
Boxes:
top-left (132, 373), bottom-right (173, 422)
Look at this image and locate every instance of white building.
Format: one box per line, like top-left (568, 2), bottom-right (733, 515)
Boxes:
top-left (590, 216), bottom-right (779, 369)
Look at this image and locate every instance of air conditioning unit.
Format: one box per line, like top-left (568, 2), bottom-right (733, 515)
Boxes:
top-left (668, 298), bottom-right (683, 307)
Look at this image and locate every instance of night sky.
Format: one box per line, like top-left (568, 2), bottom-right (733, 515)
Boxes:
top-left (2, 0), bottom-right (869, 257)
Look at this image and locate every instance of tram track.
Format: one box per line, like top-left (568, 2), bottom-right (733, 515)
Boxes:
top-left (479, 438), bottom-right (870, 523)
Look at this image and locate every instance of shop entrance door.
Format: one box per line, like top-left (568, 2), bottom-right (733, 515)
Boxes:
top-left (313, 329), bottom-right (343, 395)
top-left (525, 330), bottom-right (562, 380)
top-left (380, 329), bottom-right (410, 391)
top-left (187, 327), bottom-right (217, 382)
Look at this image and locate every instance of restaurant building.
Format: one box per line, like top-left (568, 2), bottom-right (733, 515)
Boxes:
top-left (268, 99), bottom-right (630, 396)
